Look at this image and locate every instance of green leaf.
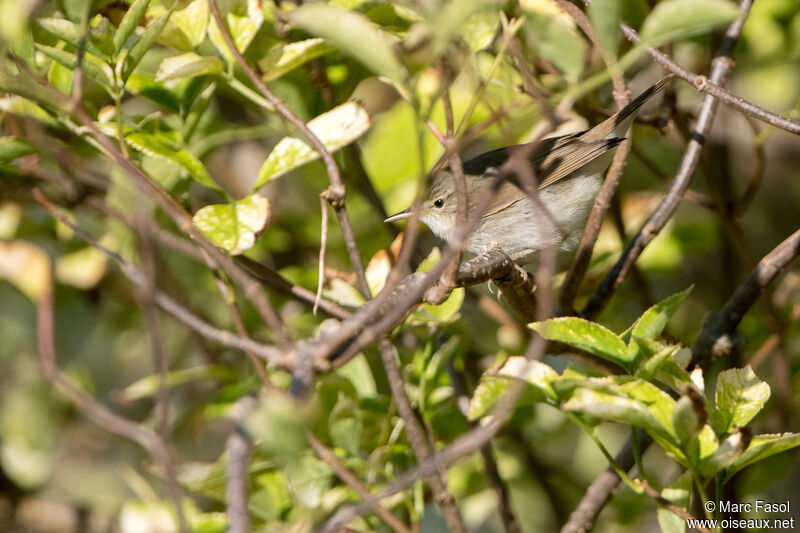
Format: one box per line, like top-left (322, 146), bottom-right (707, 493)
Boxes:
top-left (563, 387), bottom-right (667, 435)
top-left (701, 429), bottom-right (749, 477)
top-left (288, 4), bottom-right (404, 84)
top-left (171, 0), bottom-right (210, 48)
top-left (672, 395), bottom-right (703, 445)
top-left (34, 44), bottom-right (114, 94)
top-left (284, 455), bottom-right (332, 509)
top-left (116, 365), bottom-right (237, 402)
top-left (657, 471), bottom-right (692, 533)
top-left (329, 394), bottom-right (361, 455)
top-left (725, 432), bottom-right (800, 478)
top-left (89, 17), bottom-right (116, 60)
top-left (121, 130), bottom-right (219, 190)
top-left (711, 366), bottom-right (771, 435)
top-left (0, 98), bottom-right (60, 128)
top-left (468, 376), bottom-right (511, 420)
top-left (496, 356), bottom-right (559, 401)
top-left (36, 18), bottom-right (111, 62)
top-left (255, 102), bottom-right (371, 187)
top-left (192, 194), bottom-right (271, 254)
top-left (0, 137), bottom-right (35, 162)
top-left (460, 11), bottom-right (498, 51)
top-left (122, 9), bottom-right (173, 82)
top-left (632, 338), bottom-right (678, 379)
top-left (524, 8), bottom-right (586, 79)
top-left (258, 38), bottom-right (336, 82)
top-left (640, 0), bottom-right (741, 47)
top-left (629, 286), bottom-right (692, 342)
top-left (155, 52), bottom-right (224, 82)
top-left (125, 73), bottom-right (180, 111)
top-left (530, 317), bottom-right (631, 369)
top-left (208, 0), bottom-right (263, 62)
top-left (588, 0), bottom-right (621, 61)
top-left (114, 0), bottom-right (150, 56)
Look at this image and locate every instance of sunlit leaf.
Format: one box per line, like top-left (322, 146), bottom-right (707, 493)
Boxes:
top-left (208, 0), bottom-right (263, 62)
top-left (0, 240), bottom-right (51, 302)
top-left (36, 17), bottom-right (111, 62)
top-left (288, 4), bottom-right (404, 84)
top-left (563, 387), bottom-right (668, 436)
top-left (255, 102), bottom-right (371, 187)
top-left (710, 366), bottom-right (770, 435)
top-left (258, 38), bottom-right (336, 82)
top-left (55, 246), bottom-right (107, 290)
top-left (155, 52), bottom-right (223, 81)
top-left (640, 0), bottom-right (740, 47)
top-left (530, 317), bottom-right (631, 368)
top-left (629, 286), bottom-right (692, 342)
top-left (171, 0), bottom-right (209, 48)
top-left (192, 194), bottom-right (271, 254)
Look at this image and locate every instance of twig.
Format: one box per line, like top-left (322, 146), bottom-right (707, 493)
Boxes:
top-left (226, 425), bottom-right (252, 533)
top-left (208, 0), bottom-right (370, 299)
top-left (692, 227), bottom-right (800, 366)
top-left (377, 339), bottom-right (467, 533)
top-left (615, 25), bottom-right (800, 135)
top-left (314, 195), bottom-right (330, 315)
top-left (307, 431), bottom-right (412, 533)
top-left (636, 479), bottom-right (711, 533)
top-left (581, 0), bottom-right (754, 319)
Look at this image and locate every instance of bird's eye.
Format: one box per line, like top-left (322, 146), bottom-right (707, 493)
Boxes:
top-left (434, 198), bottom-right (444, 208)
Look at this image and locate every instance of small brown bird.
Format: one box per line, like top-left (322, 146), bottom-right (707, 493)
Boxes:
top-left (386, 76), bottom-right (671, 263)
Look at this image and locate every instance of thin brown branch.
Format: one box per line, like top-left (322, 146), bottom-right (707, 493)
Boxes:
top-left (307, 431), bottom-right (412, 533)
top-left (377, 338), bottom-right (467, 533)
top-left (208, 0), bottom-right (370, 299)
top-left (636, 480), bottom-right (711, 533)
top-left (616, 25), bottom-right (800, 135)
top-left (581, 0), bottom-right (753, 319)
top-left (692, 227), bottom-right (800, 366)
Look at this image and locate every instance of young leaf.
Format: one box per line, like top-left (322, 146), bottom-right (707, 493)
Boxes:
top-left (207, 0), bottom-right (263, 62)
top-left (632, 337), bottom-right (678, 379)
top-left (656, 471), bottom-right (692, 533)
top-left (724, 432), bottom-right (800, 479)
top-left (496, 356), bottom-right (559, 401)
top-left (122, 10), bottom-right (173, 82)
top-left (468, 376), bottom-right (510, 420)
top-left (155, 52), bottom-right (224, 82)
top-left (640, 0), bottom-right (741, 48)
top-left (258, 38), bottom-right (336, 82)
top-left (255, 102), bottom-right (371, 187)
top-left (192, 194), bottom-right (271, 254)
top-left (113, 0), bottom-right (150, 56)
top-left (701, 429), bottom-right (750, 477)
top-left (530, 317), bottom-right (631, 369)
top-left (710, 366), bottom-right (771, 435)
top-left (35, 44), bottom-right (114, 94)
top-left (288, 4), bottom-right (404, 85)
top-left (116, 365), bottom-right (237, 402)
top-left (629, 286), bottom-right (692, 342)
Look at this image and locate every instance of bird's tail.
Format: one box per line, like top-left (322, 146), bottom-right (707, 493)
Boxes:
top-left (582, 74), bottom-right (673, 141)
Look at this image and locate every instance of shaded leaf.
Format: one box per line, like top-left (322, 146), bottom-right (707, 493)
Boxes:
top-left (192, 194), bottom-right (271, 254)
top-left (256, 102), bottom-right (371, 187)
top-left (530, 317), bottom-right (630, 368)
top-left (0, 137), bottom-right (35, 162)
top-left (116, 365), bottom-right (237, 402)
top-left (155, 52), bottom-right (224, 82)
top-left (640, 0), bottom-right (741, 47)
top-left (588, 0), bottom-right (621, 60)
top-left (711, 366), bottom-right (770, 435)
top-left (36, 18), bottom-right (111, 61)
top-left (657, 471), bottom-right (692, 533)
top-left (125, 73), bottom-right (180, 111)
top-left (524, 7), bottom-right (585, 79)
top-left (288, 4), bottom-right (404, 84)
top-left (258, 38), bottom-right (336, 82)
top-left (329, 394), bottom-right (361, 455)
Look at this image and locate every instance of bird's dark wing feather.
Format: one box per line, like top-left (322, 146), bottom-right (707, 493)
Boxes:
top-left (462, 132), bottom-right (624, 191)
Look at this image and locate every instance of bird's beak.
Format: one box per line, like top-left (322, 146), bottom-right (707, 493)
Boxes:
top-left (384, 208), bottom-right (413, 223)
